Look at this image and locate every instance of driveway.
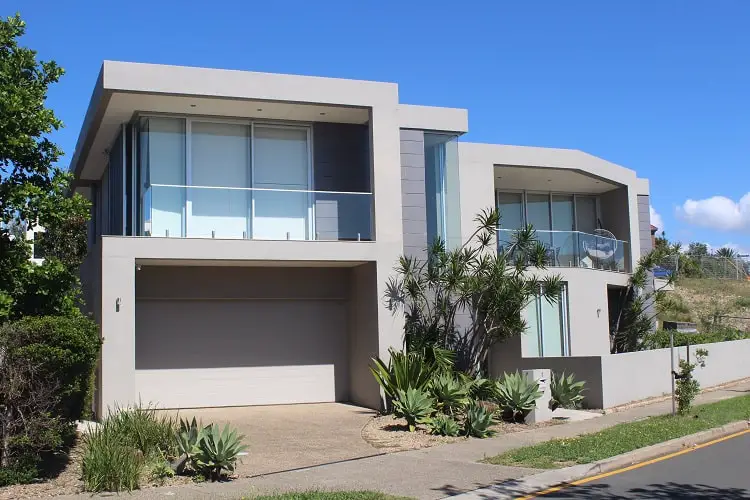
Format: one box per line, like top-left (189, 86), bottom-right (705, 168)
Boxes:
top-left (173, 403), bottom-right (380, 477)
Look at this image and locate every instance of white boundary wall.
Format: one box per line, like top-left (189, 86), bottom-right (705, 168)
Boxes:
top-left (601, 339), bottom-right (750, 408)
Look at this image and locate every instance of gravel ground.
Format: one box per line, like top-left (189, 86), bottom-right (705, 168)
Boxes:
top-left (0, 439), bottom-right (193, 500)
top-left (362, 414), bottom-right (562, 453)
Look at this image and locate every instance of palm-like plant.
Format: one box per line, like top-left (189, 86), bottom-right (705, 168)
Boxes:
top-left (370, 348), bottom-right (433, 406)
top-left (715, 247), bottom-right (737, 259)
top-left (384, 208), bottom-right (563, 375)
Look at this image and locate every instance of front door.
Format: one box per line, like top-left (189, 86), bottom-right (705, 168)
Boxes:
top-left (252, 125), bottom-right (312, 240)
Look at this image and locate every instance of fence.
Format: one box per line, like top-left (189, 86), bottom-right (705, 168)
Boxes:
top-left (656, 254), bottom-right (750, 281)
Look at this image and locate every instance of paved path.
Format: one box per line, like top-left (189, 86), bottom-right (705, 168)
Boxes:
top-left (58, 379), bottom-right (750, 499)
top-left (539, 431), bottom-right (750, 499)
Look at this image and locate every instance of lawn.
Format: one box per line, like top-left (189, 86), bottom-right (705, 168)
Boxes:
top-left (484, 394), bottom-right (750, 469)
top-left (246, 492), bottom-right (412, 500)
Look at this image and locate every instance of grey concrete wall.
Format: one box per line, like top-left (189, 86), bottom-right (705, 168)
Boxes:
top-left (600, 339), bottom-right (750, 408)
top-left (489, 340), bottom-right (605, 408)
top-left (313, 123), bottom-right (372, 241)
top-left (348, 263), bottom-right (382, 408)
top-left (400, 129), bottom-right (427, 259)
top-left (599, 187), bottom-right (630, 244)
top-left (637, 195), bottom-right (652, 255)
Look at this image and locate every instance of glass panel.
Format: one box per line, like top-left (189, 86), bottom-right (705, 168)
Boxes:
top-left (424, 134), bottom-right (446, 247)
top-left (253, 126), bottom-right (310, 240)
top-left (190, 122), bottom-right (250, 239)
top-left (575, 195), bottom-right (597, 234)
top-left (142, 117), bottom-right (185, 237)
top-left (148, 186), bottom-right (372, 241)
top-left (522, 296), bottom-right (541, 357)
top-left (443, 136), bottom-right (461, 249)
top-left (497, 192), bottom-right (524, 229)
top-left (526, 193), bottom-right (551, 247)
top-left (541, 295), bottom-right (564, 357)
top-left (552, 195), bottom-right (575, 267)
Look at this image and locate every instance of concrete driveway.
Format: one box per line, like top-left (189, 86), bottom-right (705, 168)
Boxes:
top-left (173, 403), bottom-right (380, 478)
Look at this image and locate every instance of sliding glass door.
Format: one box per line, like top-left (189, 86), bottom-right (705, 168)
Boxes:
top-left (189, 121), bottom-right (250, 239)
top-left (251, 125), bottom-right (311, 240)
top-left (522, 285), bottom-right (570, 357)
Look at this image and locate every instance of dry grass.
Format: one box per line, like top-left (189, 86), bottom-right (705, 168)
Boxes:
top-left (666, 278), bottom-right (750, 331)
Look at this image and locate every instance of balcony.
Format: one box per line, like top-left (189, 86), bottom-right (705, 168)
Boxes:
top-left (498, 229), bottom-right (631, 273)
top-left (142, 184), bottom-right (372, 241)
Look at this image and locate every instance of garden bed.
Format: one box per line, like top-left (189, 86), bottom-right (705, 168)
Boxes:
top-left (362, 414), bottom-right (562, 453)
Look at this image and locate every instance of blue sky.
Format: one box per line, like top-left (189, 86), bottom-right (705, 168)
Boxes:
top-left (16, 1), bottom-right (750, 253)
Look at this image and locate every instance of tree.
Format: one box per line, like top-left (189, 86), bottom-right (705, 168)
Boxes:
top-left (610, 245), bottom-right (675, 353)
top-left (715, 247), bottom-right (737, 259)
top-left (0, 14), bottom-right (89, 321)
top-left (385, 208), bottom-right (563, 376)
top-left (687, 242), bottom-right (709, 258)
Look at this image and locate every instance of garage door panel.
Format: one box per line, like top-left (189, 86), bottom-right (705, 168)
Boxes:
top-left (135, 299), bottom-right (348, 407)
top-left (135, 365), bottom-right (337, 408)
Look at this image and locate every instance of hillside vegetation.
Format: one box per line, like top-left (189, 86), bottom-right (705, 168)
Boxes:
top-left (658, 278), bottom-right (750, 333)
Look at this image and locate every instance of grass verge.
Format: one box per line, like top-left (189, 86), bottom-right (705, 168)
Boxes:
top-left (245, 492), bottom-right (413, 500)
top-left (484, 394), bottom-right (750, 469)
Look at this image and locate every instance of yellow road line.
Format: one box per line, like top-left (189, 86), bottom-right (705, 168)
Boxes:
top-left (517, 428), bottom-right (750, 499)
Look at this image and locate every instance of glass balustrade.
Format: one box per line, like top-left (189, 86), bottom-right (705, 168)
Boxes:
top-left (497, 228), bottom-right (630, 273)
top-left (141, 184), bottom-right (373, 241)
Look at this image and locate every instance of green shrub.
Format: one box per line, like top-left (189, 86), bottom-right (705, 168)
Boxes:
top-left (0, 459), bottom-right (38, 487)
top-left (81, 405), bottom-right (178, 492)
top-left (392, 388), bottom-right (435, 432)
top-left (0, 315), bottom-right (100, 421)
top-left (494, 371), bottom-right (542, 422)
top-left (429, 373), bottom-right (470, 414)
top-left (81, 420), bottom-right (143, 492)
top-left (427, 414), bottom-right (461, 437)
top-left (147, 458), bottom-right (175, 485)
top-left (641, 328), bottom-right (749, 350)
top-left (370, 349), bottom-right (433, 408)
top-left (464, 401), bottom-right (496, 438)
top-left (676, 349), bottom-right (709, 415)
top-left (549, 372), bottom-right (586, 410)
top-left (107, 406), bottom-right (177, 460)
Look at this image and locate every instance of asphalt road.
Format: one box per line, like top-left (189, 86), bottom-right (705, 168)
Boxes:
top-left (539, 431), bottom-right (750, 499)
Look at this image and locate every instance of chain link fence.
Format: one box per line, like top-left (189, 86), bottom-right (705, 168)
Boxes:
top-left (655, 254), bottom-right (750, 281)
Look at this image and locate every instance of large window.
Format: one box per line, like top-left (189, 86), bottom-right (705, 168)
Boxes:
top-left (424, 133), bottom-right (461, 249)
top-left (522, 285), bottom-right (570, 357)
top-left (138, 117), bottom-right (313, 239)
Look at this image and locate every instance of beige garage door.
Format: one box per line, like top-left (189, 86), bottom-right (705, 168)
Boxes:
top-left (135, 299), bottom-right (348, 408)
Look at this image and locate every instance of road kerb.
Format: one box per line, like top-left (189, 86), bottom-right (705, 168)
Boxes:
top-left (448, 419), bottom-right (750, 500)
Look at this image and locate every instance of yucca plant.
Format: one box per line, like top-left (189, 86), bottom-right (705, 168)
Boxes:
top-left (427, 413), bottom-right (461, 437)
top-left (494, 371), bottom-right (543, 422)
top-left (463, 401), bottom-right (496, 438)
top-left (370, 348), bottom-right (433, 409)
top-left (549, 372), bottom-right (586, 411)
top-left (392, 388), bottom-right (435, 432)
top-left (192, 423), bottom-right (248, 481)
top-left (429, 373), bottom-right (470, 414)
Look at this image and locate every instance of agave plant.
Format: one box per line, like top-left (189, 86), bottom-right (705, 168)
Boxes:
top-left (392, 387), bottom-right (436, 432)
top-left (494, 371), bottom-right (543, 422)
top-left (458, 373), bottom-right (496, 401)
top-left (463, 401), bottom-right (496, 438)
top-left (549, 372), bottom-right (586, 411)
top-left (429, 373), bottom-right (470, 414)
top-left (174, 417), bottom-right (204, 473)
top-left (192, 423), bottom-right (248, 481)
top-left (370, 348), bottom-right (433, 407)
top-left (427, 413), bottom-right (461, 437)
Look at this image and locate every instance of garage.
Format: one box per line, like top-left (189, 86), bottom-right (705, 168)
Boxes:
top-left (134, 265), bottom-right (359, 408)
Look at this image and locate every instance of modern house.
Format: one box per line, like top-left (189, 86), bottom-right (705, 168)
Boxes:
top-left (73, 61), bottom-right (653, 414)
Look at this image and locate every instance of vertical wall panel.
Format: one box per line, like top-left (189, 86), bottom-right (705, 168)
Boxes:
top-left (400, 129), bottom-right (427, 259)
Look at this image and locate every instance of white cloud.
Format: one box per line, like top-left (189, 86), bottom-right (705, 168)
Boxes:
top-left (649, 205), bottom-right (664, 232)
top-left (716, 242), bottom-right (750, 256)
top-left (676, 193), bottom-right (750, 231)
